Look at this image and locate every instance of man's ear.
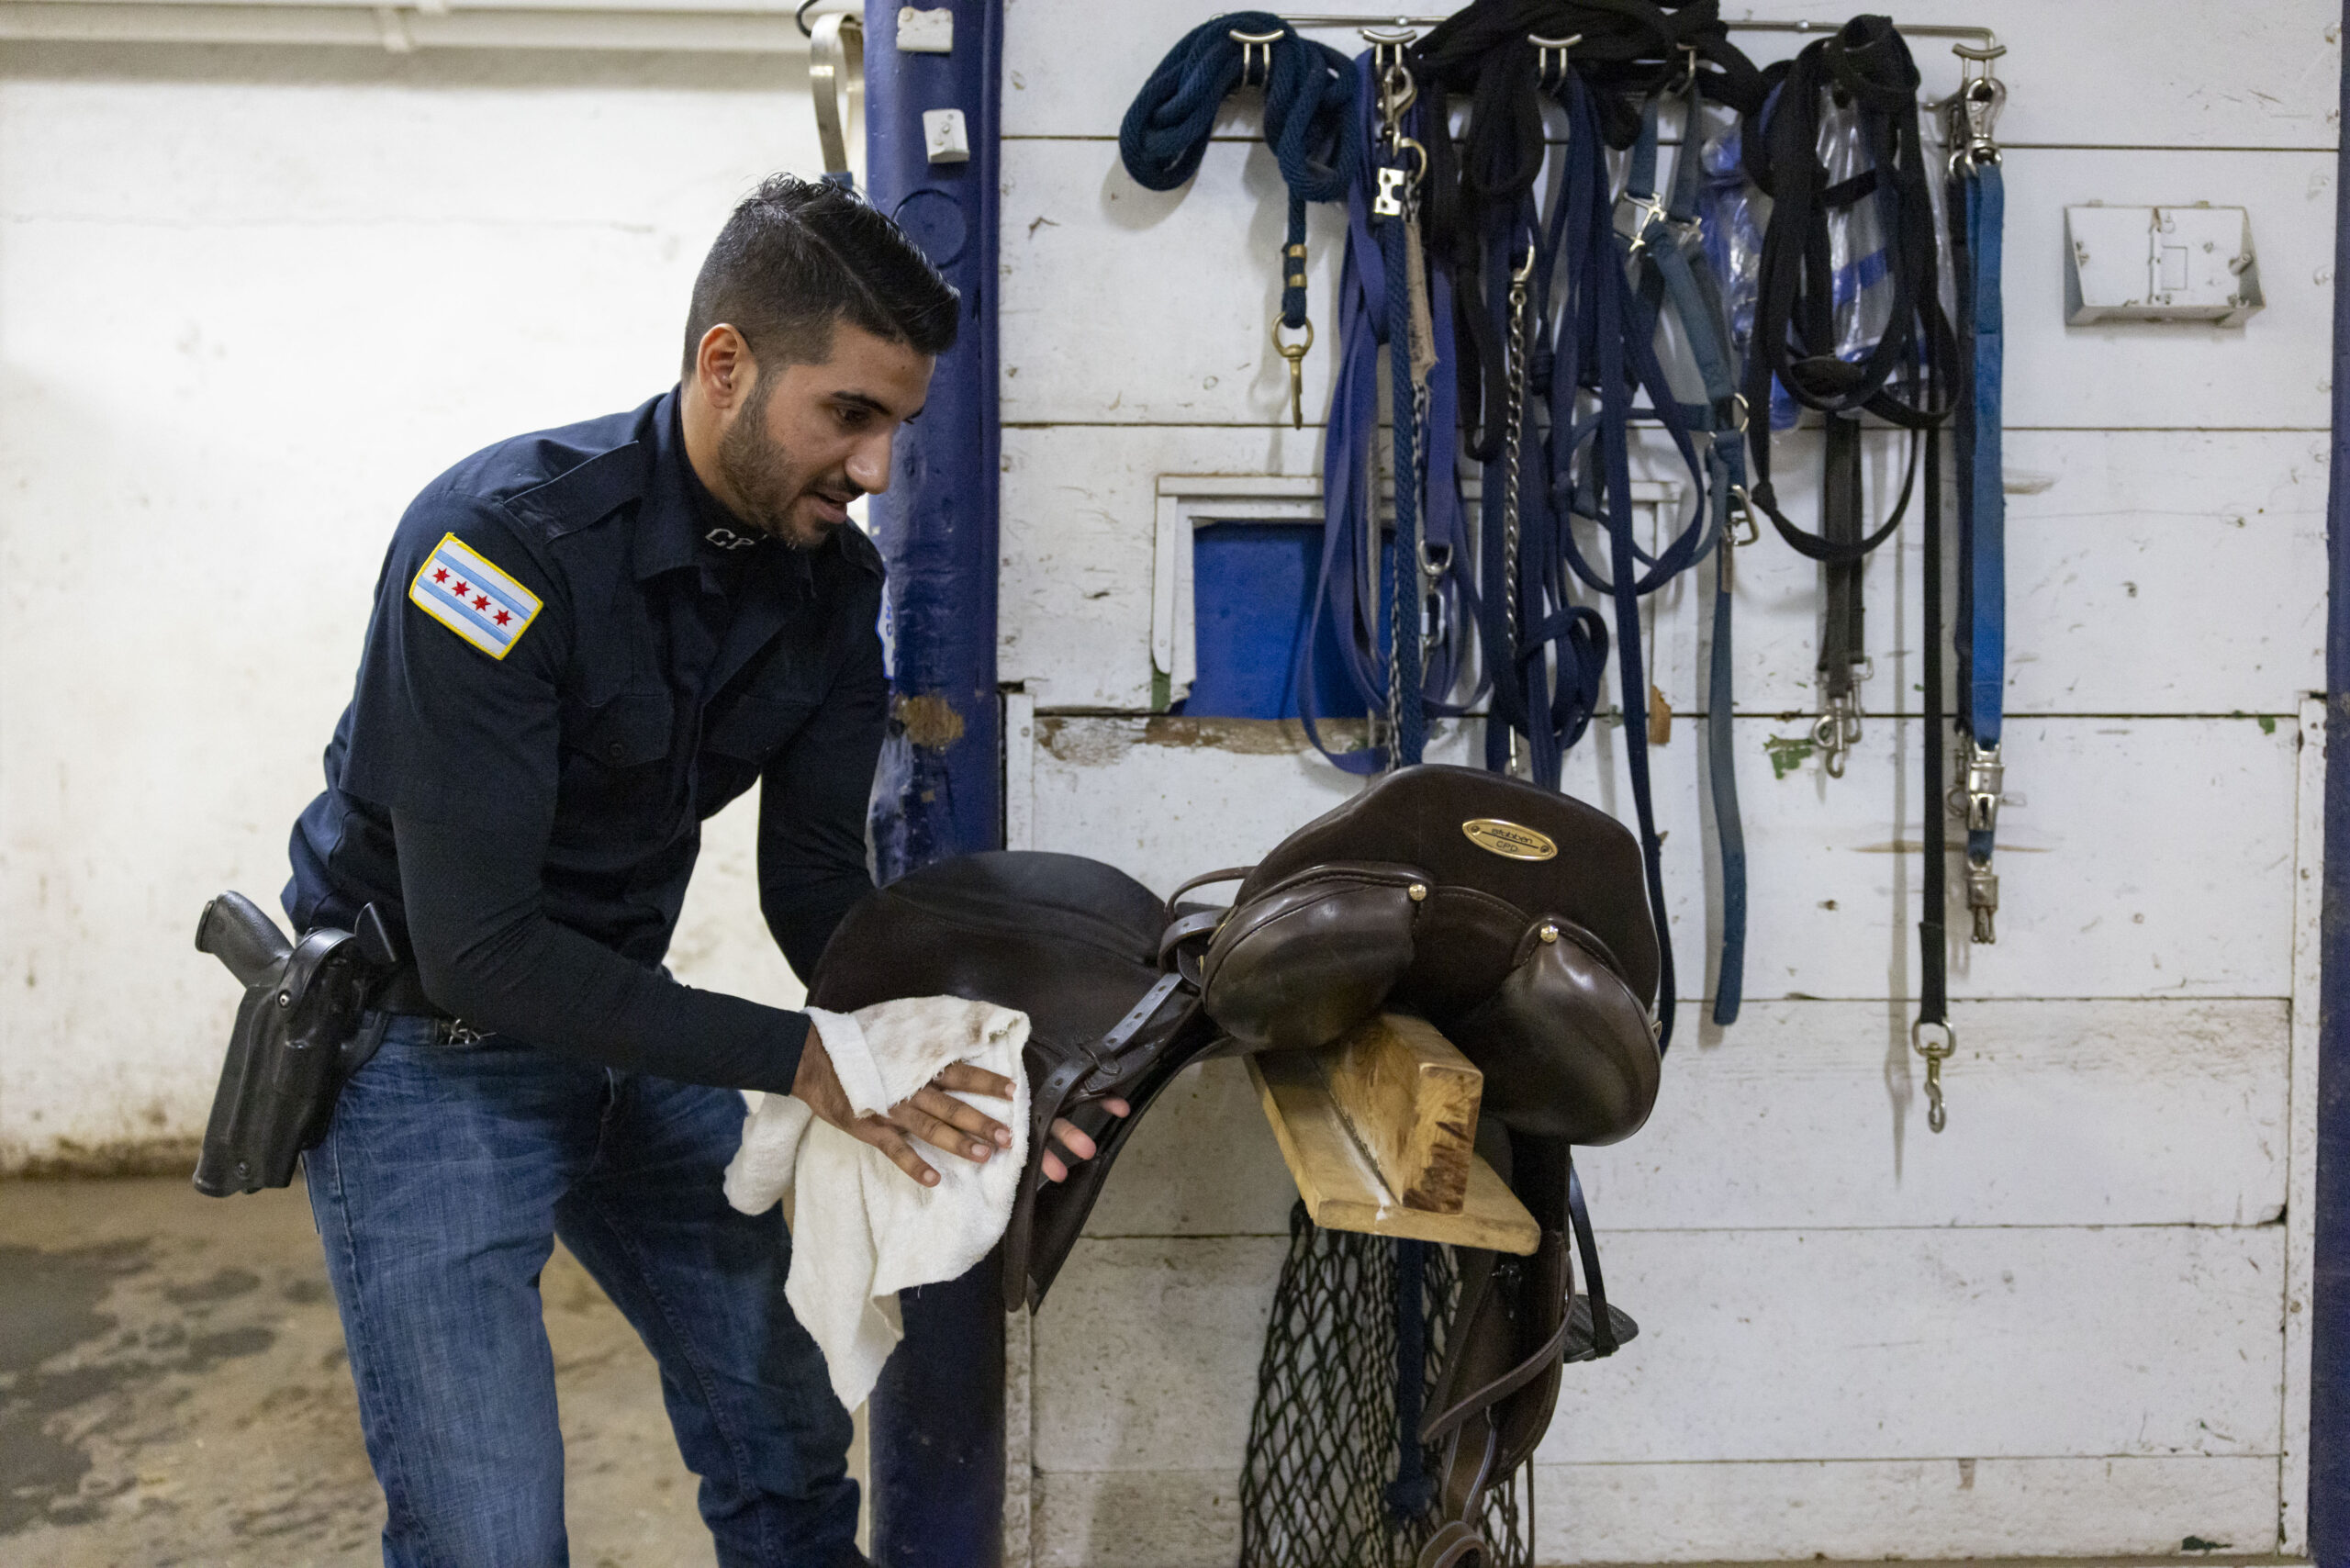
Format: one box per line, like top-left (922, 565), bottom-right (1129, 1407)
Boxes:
top-left (696, 324), bottom-right (755, 411)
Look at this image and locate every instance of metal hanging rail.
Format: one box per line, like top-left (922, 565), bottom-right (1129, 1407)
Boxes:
top-left (1274, 11), bottom-right (2000, 57)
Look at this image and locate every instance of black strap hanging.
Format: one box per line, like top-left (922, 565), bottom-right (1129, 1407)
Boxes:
top-left (1740, 16), bottom-right (1957, 777)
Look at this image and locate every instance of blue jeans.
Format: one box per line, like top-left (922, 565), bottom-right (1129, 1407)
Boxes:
top-left (304, 1014), bottom-right (862, 1568)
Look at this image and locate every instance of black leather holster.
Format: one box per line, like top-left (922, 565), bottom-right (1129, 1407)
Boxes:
top-left (190, 892), bottom-right (398, 1197)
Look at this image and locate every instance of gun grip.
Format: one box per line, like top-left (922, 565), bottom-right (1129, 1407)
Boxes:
top-left (196, 892), bottom-right (293, 989)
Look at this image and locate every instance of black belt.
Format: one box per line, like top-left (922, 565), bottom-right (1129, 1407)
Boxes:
top-left (369, 966), bottom-right (486, 1045)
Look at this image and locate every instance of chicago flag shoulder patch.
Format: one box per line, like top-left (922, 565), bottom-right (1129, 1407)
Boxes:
top-left (408, 532), bottom-right (543, 660)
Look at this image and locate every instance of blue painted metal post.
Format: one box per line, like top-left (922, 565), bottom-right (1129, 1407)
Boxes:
top-left (2312, 8), bottom-right (2350, 1558)
top-left (861, 2), bottom-right (1007, 1565)
top-left (865, 0), bottom-right (1002, 880)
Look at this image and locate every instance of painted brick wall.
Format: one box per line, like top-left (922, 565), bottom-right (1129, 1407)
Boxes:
top-left (0, 43), bottom-right (824, 1168)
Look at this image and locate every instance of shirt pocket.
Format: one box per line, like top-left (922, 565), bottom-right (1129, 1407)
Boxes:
top-left (565, 686), bottom-right (675, 770)
top-left (703, 692), bottom-right (819, 767)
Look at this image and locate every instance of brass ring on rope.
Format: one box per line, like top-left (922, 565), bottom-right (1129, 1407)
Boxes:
top-left (1271, 317), bottom-right (1315, 361)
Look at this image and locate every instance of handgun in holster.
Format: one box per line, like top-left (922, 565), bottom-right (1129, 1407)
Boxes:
top-left (191, 891), bottom-right (400, 1197)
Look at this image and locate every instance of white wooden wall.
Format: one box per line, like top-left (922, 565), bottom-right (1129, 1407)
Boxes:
top-left (996, 2), bottom-right (2337, 1562)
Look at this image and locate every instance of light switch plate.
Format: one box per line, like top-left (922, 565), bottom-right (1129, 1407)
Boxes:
top-left (922, 107), bottom-right (970, 164)
top-left (897, 6), bottom-right (953, 52)
top-left (2065, 203), bottom-right (2263, 326)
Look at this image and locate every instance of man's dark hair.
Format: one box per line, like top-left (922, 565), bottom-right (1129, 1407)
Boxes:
top-left (682, 174), bottom-right (960, 373)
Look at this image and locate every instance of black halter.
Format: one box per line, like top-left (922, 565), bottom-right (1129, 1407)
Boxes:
top-left (1738, 15), bottom-right (1959, 774)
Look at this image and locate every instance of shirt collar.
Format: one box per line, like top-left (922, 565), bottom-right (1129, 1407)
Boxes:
top-left (631, 388), bottom-right (704, 582)
top-left (635, 387), bottom-right (817, 589)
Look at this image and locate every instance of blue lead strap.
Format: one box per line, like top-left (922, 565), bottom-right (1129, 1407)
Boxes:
top-left (1632, 85), bottom-right (1752, 1025)
top-left (1954, 156), bottom-right (2005, 942)
top-left (1547, 73), bottom-right (1710, 1051)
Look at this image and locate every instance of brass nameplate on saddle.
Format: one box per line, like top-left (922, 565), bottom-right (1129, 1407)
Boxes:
top-left (1460, 818), bottom-right (1557, 861)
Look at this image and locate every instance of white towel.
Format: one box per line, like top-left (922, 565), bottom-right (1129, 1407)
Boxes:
top-left (722, 995), bottom-right (1031, 1409)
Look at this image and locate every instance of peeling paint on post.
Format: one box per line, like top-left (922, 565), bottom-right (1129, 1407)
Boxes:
top-left (895, 692), bottom-right (968, 751)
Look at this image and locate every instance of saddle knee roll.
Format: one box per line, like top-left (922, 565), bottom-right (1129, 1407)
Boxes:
top-left (1454, 918), bottom-right (1660, 1146)
top-left (1198, 861), bottom-right (1431, 1052)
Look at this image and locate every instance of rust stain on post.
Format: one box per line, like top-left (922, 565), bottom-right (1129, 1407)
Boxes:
top-left (896, 693), bottom-right (966, 751)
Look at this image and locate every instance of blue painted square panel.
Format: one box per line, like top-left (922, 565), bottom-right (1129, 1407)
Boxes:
top-left (1180, 521), bottom-right (1390, 721)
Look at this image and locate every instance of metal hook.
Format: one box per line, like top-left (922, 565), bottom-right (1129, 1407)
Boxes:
top-left (809, 9), bottom-right (864, 185)
top-left (1727, 480), bottom-right (1761, 545)
top-left (1229, 26), bottom-right (1286, 89)
top-left (1528, 30), bottom-right (1582, 90)
top-left (1910, 1018), bottom-right (1956, 1134)
top-left (1666, 43), bottom-right (1700, 97)
top-left (1944, 40), bottom-right (2007, 170)
top-left (795, 0), bottom-right (821, 37)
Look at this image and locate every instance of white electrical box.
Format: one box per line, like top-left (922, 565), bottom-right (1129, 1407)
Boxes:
top-left (2065, 204), bottom-right (2264, 326)
top-left (897, 6), bottom-right (953, 52)
top-left (922, 107), bottom-right (970, 164)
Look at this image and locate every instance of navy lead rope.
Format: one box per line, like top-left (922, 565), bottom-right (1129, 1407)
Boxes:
top-left (1301, 53), bottom-right (1472, 774)
top-left (1382, 183), bottom-right (1428, 768)
top-left (1372, 49), bottom-right (1435, 1527)
top-left (1118, 13), bottom-right (1361, 340)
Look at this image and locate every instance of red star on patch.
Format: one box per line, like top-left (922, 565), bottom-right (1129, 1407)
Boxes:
top-left (473, 594), bottom-right (490, 610)
top-left (432, 567), bottom-right (449, 583)
top-left (453, 580), bottom-right (470, 598)
top-left (494, 610), bottom-right (511, 626)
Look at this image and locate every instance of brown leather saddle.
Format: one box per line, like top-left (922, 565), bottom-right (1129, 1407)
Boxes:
top-left (810, 763), bottom-right (1661, 1560)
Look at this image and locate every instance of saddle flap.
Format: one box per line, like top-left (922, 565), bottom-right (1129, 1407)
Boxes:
top-left (1453, 916), bottom-right (1661, 1146)
top-left (1199, 860), bottom-right (1430, 1052)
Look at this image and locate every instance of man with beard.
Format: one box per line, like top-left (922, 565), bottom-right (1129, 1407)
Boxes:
top-left (282, 175), bottom-right (1112, 1566)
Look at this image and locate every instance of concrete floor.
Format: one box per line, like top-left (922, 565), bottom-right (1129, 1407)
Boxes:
top-left (0, 1175), bottom-right (780, 1566)
top-left (4, 1181), bottom-right (2292, 1568)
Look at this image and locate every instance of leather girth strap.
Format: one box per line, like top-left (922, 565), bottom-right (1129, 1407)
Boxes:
top-left (1415, 1142), bottom-right (1635, 1567)
top-left (1002, 965), bottom-right (1200, 1312)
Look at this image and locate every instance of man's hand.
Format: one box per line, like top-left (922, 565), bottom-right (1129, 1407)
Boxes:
top-left (792, 1030), bottom-right (1013, 1186)
top-left (1038, 1097), bottom-right (1129, 1185)
top-left (791, 1029), bottom-right (1129, 1187)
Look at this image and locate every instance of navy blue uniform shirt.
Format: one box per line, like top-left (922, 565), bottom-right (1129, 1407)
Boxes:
top-left (285, 389), bottom-right (887, 1093)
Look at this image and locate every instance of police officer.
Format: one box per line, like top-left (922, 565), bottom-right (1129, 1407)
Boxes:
top-left (285, 175), bottom-right (1114, 1566)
